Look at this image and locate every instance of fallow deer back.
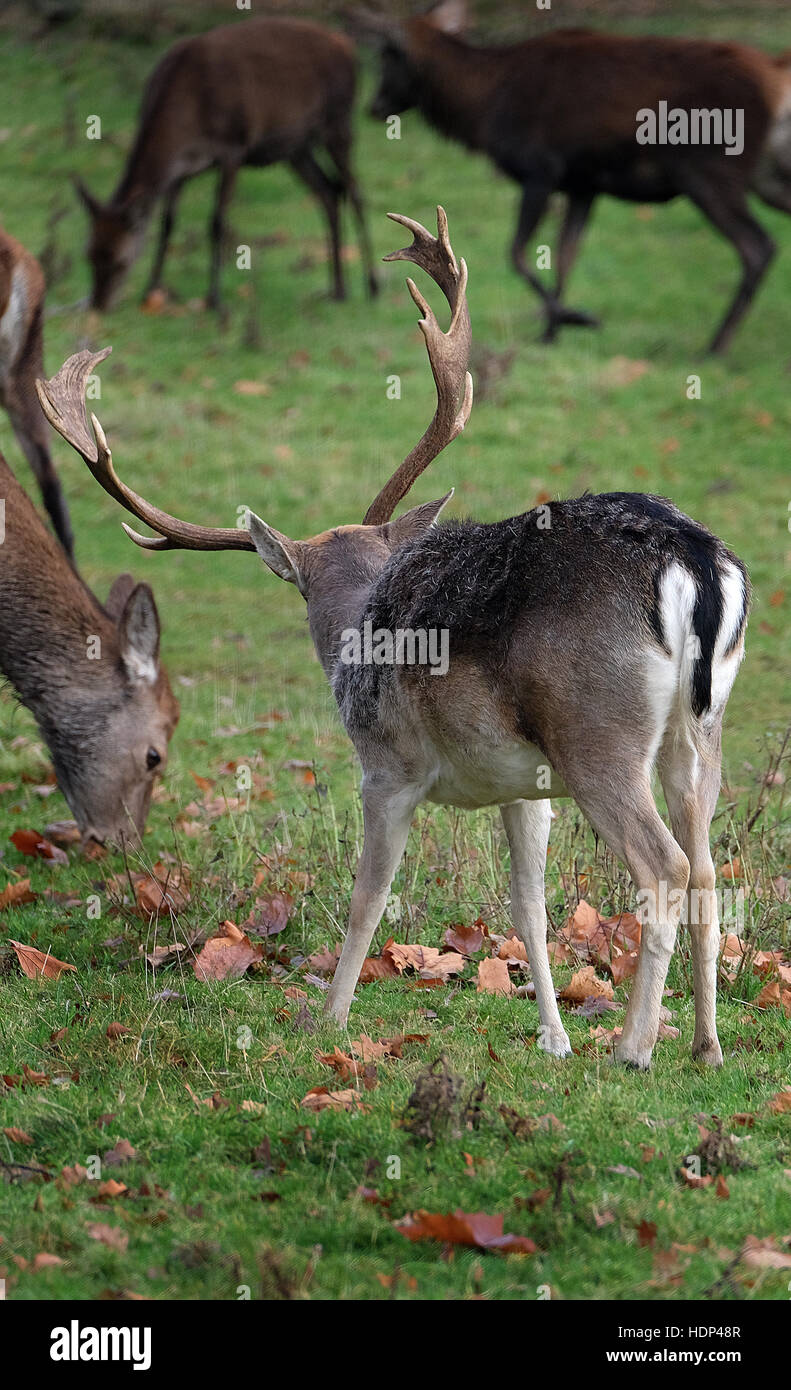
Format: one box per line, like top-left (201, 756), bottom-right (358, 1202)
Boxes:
top-left (357, 0), bottom-right (791, 352)
top-left (76, 16), bottom-right (376, 311)
top-left (53, 209), bottom-right (748, 1071)
top-left (0, 226), bottom-right (74, 557)
top-left (0, 348), bottom-right (179, 846)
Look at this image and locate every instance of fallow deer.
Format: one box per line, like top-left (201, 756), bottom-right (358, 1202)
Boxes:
top-left (0, 347), bottom-right (178, 846)
top-left (0, 226), bottom-right (74, 557)
top-left (76, 16), bottom-right (377, 311)
top-left (356, 1), bottom-right (791, 352)
top-left (46, 210), bottom-right (748, 1070)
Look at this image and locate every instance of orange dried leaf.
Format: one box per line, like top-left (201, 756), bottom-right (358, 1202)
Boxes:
top-left (477, 957), bottom-right (515, 997)
top-left (9, 940), bottom-right (76, 980)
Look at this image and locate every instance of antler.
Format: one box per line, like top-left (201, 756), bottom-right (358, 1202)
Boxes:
top-left (363, 205), bottom-right (473, 526)
top-left (35, 348), bottom-right (255, 552)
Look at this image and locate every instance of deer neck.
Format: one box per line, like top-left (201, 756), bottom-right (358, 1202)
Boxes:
top-left (112, 119), bottom-right (175, 215)
top-left (411, 26), bottom-right (500, 149)
top-left (307, 580), bottom-right (375, 683)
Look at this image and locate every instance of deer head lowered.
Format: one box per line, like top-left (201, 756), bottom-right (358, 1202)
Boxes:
top-left (0, 344), bottom-right (179, 849)
top-left (62, 208), bottom-right (748, 1070)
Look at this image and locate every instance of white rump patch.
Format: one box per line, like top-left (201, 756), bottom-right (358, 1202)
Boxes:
top-left (709, 560), bottom-right (746, 718)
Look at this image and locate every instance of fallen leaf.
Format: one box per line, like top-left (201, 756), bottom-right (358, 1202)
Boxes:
top-left (754, 980), bottom-right (791, 1017)
top-left (679, 1166), bottom-right (713, 1189)
top-left (560, 964), bottom-right (614, 1003)
top-left (0, 878), bottom-right (37, 910)
top-left (384, 942), bottom-right (464, 980)
top-left (106, 1023), bottom-right (132, 1041)
top-left (443, 921), bottom-right (488, 956)
top-left (396, 1208), bottom-right (536, 1255)
top-left (192, 921), bottom-right (263, 982)
top-left (741, 1235), bottom-right (791, 1269)
top-left (477, 957), bottom-right (515, 997)
top-left (3, 1127), bottom-right (33, 1144)
top-left (636, 1220), bottom-right (658, 1247)
top-left (300, 1086), bottom-right (371, 1113)
top-left (10, 829), bottom-right (68, 864)
top-left (767, 1089), bottom-right (791, 1115)
top-left (86, 1223), bottom-right (128, 1253)
top-left (9, 941), bottom-right (76, 980)
top-left (104, 1138), bottom-right (137, 1167)
top-left (30, 1252), bottom-right (64, 1271)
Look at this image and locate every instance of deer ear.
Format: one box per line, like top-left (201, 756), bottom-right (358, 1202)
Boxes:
top-left (105, 573), bottom-right (136, 622)
top-left (246, 511), bottom-right (303, 588)
top-left (386, 490), bottom-right (453, 546)
top-left (426, 0), bottom-right (468, 34)
top-left (118, 583), bottom-right (160, 685)
top-left (74, 177), bottom-right (103, 218)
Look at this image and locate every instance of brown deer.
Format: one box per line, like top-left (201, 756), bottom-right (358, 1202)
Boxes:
top-left (55, 209), bottom-right (747, 1069)
top-left (356, 1), bottom-right (791, 352)
top-left (0, 227), bottom-right (74, 557)
top-left (0, 347), bottom-right (179, 847)
top-left (76, 16), bottom-right (377, 311)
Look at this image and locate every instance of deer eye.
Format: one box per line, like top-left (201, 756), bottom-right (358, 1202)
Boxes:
top-left (146, 748), bottom-right (161, 771)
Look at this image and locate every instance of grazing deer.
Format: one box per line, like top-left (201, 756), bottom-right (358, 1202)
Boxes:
top-left (0, 227), bottom-right (74, 557)
top-left (76, 16), bottom-right (377, 311)
top-left (50, 209), bottom-right (748, 1069)
top-left (0, 347), bottom-right (178, 845)
top-left (356, 1), bottom-right (791, 352)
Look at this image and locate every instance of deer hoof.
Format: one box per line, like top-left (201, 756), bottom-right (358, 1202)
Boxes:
top-left (614, 1037), bottom-right (653, 1071)
top-left (692, 1038), bottom-right (723, 1067)
top-left (555, 306), bottom-right (600, 329)
top-left (323, 994), bottom-right (350, 1028)
top-left (537, 1026), bottom-right (572, 1059)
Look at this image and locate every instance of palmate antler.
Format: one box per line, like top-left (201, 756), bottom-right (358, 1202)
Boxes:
top-left (363, 206), bottom-right (473, 525)
top-left (36, 207), bottom-right (472, 550)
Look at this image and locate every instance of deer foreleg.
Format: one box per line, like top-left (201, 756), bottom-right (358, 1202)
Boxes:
top-left (145, 178), bottom-right (185, 298)
top-left (325, 778), bottom-right (419, 1026)
top-left (500, 799), bottom-right (571, 1058)
top-left (207, 164), bottom-right (238, 312)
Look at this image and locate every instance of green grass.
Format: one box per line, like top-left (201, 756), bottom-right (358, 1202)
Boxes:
top-left (0, 5), bottom-right (789, 1301)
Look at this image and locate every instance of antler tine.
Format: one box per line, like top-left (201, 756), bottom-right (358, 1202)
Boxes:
top-left (36, 350), bottom-right (256, 553)
top-left (363, 206), bottom-right (473, 526)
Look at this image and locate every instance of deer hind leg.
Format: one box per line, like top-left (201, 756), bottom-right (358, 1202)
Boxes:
top-left (541, 191), bottom-right (600, 343)
top-left (6, 391), bottom-right (74, 560)
top-left (290, 150), bottom-right (344, 300)
top-left (658, 720), bottom-right (724, 1066)
top-left (680, 170), bottom-right (775, 354)
top-left (559, 768), bottom-right (690, 1070)
top-left (500, 800), bottom-right (571, 1058)
top-left (324, 126), bottom-right (378, 298)
top-left (207, 164), bottom-right (238, 312)
top-left (325, 778), bottom-right (420, 1026)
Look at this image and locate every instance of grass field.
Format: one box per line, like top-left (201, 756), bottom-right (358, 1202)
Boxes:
top-left (0, 2), bottom-right (789, 1301)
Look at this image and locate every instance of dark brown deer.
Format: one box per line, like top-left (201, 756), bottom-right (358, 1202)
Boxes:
top-left (0, 227), bottom-right (74, 557)
top-left (76, 16), bottom-right (377, 311)
top-left (63, 208), bottom-right (748, 1070)
top-left (356, 1), bottom-right (791, 352)
top-left (0, 347), bottom-right (179, 847)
